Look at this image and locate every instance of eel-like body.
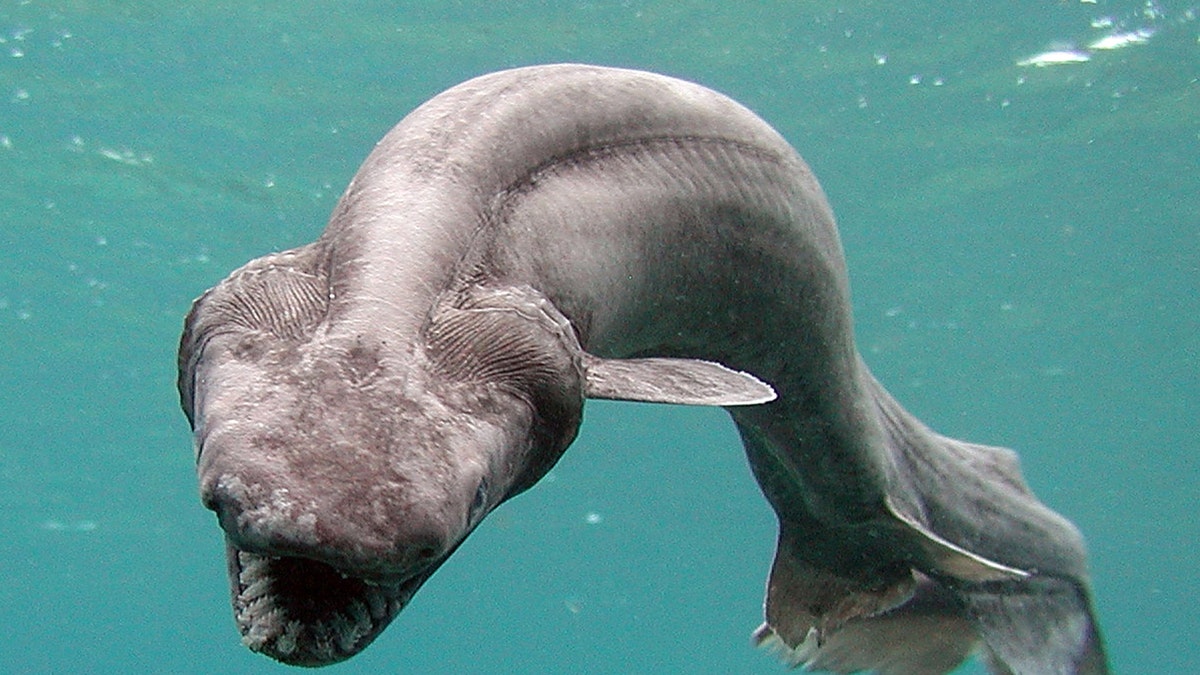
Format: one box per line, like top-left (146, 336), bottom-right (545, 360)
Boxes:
top-left (178, 64), bottom-right (1106, 673)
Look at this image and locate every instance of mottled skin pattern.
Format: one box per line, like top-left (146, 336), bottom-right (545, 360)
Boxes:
top-left (178, 65), bottom-right (1106, 673)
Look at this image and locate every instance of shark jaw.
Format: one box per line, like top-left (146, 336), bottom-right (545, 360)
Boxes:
top-left (225, 542), bottom-right (434, 667)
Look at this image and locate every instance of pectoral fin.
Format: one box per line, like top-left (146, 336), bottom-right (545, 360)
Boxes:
top-left (582, 353), bottom-right (776, 406)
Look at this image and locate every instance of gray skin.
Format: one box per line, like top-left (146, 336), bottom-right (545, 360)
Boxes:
top-left (178, 64), bottom-right (1106, 673)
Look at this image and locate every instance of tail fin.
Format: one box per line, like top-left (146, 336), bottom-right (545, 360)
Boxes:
top-left (869, 375), bottom-right (1108, 674)
top-left (957, 575), bottom-right (1108, 675)
top-left (752, 373), bottom-right (1108, 673)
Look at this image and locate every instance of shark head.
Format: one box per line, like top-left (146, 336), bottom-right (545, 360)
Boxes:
top-left (178, 249), bottom-right (588, 665)
top-left (178, 244), bottom-right (773, 666)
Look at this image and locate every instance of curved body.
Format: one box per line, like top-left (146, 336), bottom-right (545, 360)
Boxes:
top-left (179, 65), bottom-right (1105, 673)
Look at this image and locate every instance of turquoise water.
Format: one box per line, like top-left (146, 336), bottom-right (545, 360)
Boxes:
top-left (1, 1), bottom-right (1196, 673)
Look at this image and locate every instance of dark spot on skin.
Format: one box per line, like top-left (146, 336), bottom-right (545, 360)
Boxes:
top-left (232, 334), bottom-right (263, 361)
top-left (343, 341), bottom-right (382, 385)
top-left (414, 545), bottom-right (439, 563)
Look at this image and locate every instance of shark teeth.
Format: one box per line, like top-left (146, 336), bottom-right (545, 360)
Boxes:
top-left (229, 548), bottom-right (407, 666)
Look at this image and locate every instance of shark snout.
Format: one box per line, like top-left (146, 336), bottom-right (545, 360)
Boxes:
top-left (201, 472), bottom-right (454, 582)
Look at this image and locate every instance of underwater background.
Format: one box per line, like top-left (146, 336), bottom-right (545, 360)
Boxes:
top-left (0, 1), bottom-right (1195, 673)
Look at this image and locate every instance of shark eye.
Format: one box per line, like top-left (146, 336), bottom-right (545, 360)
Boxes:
top-left (469, 479), bottom-right (489, 521)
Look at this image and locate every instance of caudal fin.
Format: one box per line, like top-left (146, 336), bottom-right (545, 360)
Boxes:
top-left (867, 374), bottom-right (1109, 674)
top-left (956, 575), bottom-right (1108, 675)
top-left (754, 373), bottom-right (1108, 673)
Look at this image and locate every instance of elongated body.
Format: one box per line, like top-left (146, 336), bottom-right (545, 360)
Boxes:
top-left (179, 64), bottom-right (1106, 673)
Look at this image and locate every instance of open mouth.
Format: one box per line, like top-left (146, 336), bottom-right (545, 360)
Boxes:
top-left (227, 543), bottom-right (427, 667)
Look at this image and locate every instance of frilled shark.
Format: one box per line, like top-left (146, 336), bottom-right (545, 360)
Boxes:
top-left (178, 64), bottom-right (1106, 673)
